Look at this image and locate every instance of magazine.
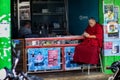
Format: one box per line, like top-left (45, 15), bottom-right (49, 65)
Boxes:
top-left (114, 6), bottom-right (119, 22)
top-left (104, 5), bottom-right (114, 23)
top-left (112, 43), bottom-right (119, 54)
top-left (107, 21), bottom-right (119, 38)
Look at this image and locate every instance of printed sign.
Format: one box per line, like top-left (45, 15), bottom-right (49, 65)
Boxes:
top-left (27, 48), bottom-right (61, 71)
top-left (64, 47), bottom-right (81, 70)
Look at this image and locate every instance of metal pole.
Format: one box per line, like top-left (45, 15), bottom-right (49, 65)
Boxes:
top-left (64, 0), bottom-right (69, 33)
top-left (17, 0), bottom-right (20, 30)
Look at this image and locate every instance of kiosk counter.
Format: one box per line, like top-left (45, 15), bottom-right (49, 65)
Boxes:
top-left (24, 36), bottom-right (84, 73)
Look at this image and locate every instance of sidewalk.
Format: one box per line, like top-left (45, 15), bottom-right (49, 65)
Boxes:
top-left (36, 71), bottom-right (111, 80)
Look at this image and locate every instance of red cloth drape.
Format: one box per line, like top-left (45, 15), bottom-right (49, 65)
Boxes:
top-left (73, 23), bottom-right (103, 64)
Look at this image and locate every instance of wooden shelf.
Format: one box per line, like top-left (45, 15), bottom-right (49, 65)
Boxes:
top-left (32, 1), bottom-right (64, 4)
top-left (32, 12), bottom-right (64, 16)
top-left (52, 29), bottom-right (66, 31)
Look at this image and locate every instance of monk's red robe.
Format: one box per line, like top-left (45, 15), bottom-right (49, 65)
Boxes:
top-left (73, 23), bottom-right (103, 64)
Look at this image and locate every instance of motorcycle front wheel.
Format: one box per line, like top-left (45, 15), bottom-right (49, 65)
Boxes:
top-left (23, 75), bottom-right (43, 80)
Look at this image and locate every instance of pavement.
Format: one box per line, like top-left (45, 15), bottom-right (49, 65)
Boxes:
top-left (34, 70), bottom-right (112, 80)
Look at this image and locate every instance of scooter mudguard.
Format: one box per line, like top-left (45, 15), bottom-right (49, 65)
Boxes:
top-left (0, 69), bottom-right (7, 80)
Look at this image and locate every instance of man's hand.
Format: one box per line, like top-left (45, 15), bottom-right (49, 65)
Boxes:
top-left (83, 32), bottom-right (90, 38)
top-left (83, 32), bottom-right (96, 38)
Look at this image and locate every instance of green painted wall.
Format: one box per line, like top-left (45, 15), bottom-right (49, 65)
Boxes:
top-left (101, 0), bottom-right (120, 74)
top-left (99, 0), bottom-right (104, 24)
top-left (0, 0), bottom-right (11, 69)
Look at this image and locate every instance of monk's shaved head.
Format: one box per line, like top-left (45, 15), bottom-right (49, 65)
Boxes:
top-left (89, 17), bottom-right (96, 27)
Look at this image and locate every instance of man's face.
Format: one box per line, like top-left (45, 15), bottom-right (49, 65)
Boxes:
top-left (25, 24), bottom-right (31, 28)
top-left (110, 26), bottom-right (114, 30)
top-left (89, 19), bottom-right (96, 27)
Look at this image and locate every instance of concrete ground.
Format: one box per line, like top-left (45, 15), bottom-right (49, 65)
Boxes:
top-left (34, 70), bottom-right (111, 80)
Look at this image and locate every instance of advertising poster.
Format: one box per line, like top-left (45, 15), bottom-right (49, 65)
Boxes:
top-left (104, 22), bottom-right (120, 38)
top-left (104, 5), bottom-right (114, 24)
top-left (27, 48), bottom-right (61, 71)
top-left (104, 39), bottom-right (120, 56)
top-left (104, 5), bottom-right (119, 24)
top-left (64, 47), bottom-right (81, 70)
top-left (47, 48), bottom-right (61, 70)
top-left (19, 2), bottom-right (31, 20)
top-left (48, 50), bottom-right (59, 67)
top-left (0, 0), bottom-right (11, 69)
top-left (107, 22), bottom-right (119, 38)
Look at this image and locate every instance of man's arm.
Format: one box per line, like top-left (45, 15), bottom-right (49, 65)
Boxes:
top-left (87, 35), bottom-right (96, 38)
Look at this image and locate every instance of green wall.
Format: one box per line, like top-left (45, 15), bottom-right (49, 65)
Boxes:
top-left (101, 0), bottom-right (120, 74)
top-left (0, 0), bottom-right (11, 69)
top-left (99, 0), bottom-right (104, 24)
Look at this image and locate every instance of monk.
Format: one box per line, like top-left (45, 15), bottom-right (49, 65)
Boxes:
top-left (73, 18), bottom-right (103, 64)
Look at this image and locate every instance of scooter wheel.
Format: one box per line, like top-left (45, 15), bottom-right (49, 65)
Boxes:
top-left (24, 75), bottom-right (43, 80)
top-left (108, 76), bottom-right (114, 80)
top-left (110, 61), bottom-right (119, 73)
